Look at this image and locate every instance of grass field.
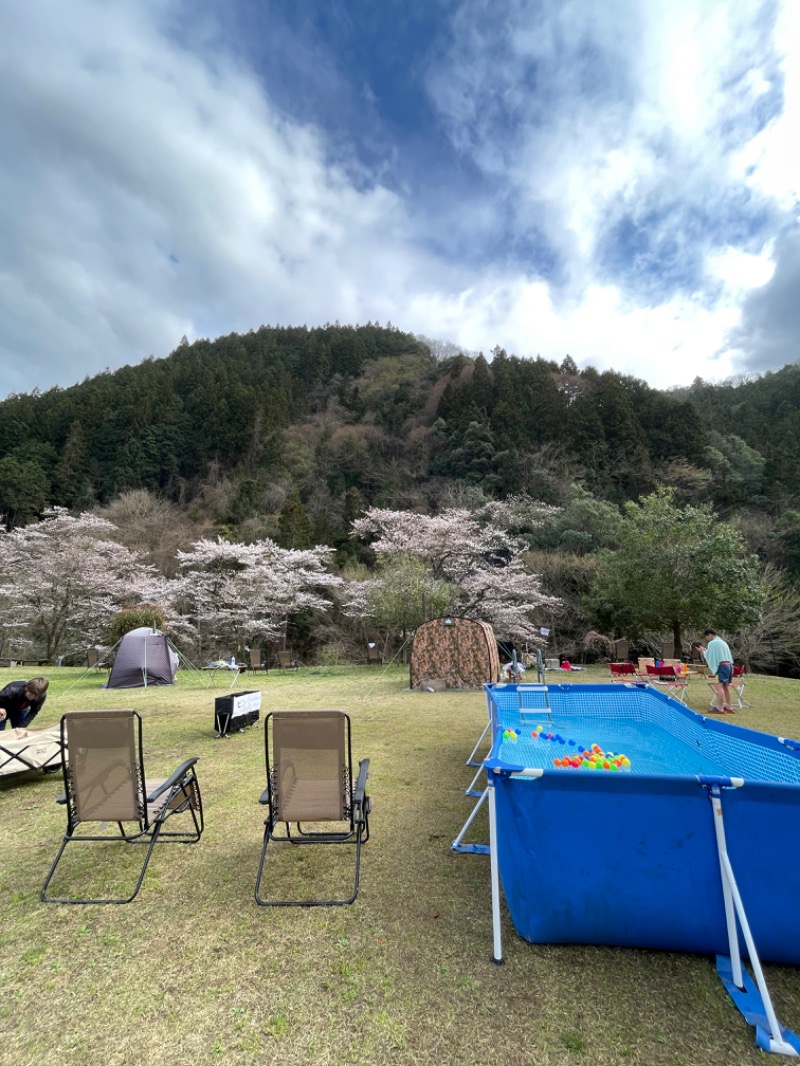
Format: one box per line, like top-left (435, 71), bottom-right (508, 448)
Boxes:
top-left (1, 664), bottom-right (799, 1065)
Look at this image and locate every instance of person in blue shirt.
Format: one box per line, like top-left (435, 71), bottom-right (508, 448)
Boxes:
top-left (698, 629), bottom-right (734, 714)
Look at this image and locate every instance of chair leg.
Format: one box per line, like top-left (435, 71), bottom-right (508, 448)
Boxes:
top-left (733, 684), bottom-right (751, 709)
top-left (41, 784), bottom-right (202, 905)
top-left (254, 822), bottom-right (366, 908)
top-left (40, 835), bottom-right (72, 902)
top-left (41, 824), bottom-right (164, 905)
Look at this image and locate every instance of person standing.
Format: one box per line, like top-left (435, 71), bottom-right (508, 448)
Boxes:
top-left (0, 677), bottom-right (50, 730)
top-left (698, 629), bottom-right (734, 714)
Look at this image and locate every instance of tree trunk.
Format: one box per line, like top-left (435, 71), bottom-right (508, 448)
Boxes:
top-left (672, 620), bottom-right (682, 661)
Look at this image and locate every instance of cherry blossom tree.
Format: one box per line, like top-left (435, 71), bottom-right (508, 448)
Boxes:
top-left (171, 536), bottom-right (341, 656)
top-left (0, 508), bottom-right (161, 661)
top-left (348, 502), bottom-right (559, 641)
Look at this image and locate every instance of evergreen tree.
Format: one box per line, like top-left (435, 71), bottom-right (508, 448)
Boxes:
top-left (277, 490), bottom-right (313, 550)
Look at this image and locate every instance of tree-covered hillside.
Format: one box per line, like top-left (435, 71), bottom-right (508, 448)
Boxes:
top-left (2, 325), bottom-right (800, 672)
top-left (0, 324), bottom-right (799, 578)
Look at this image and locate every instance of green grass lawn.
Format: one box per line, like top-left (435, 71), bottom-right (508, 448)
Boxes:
top-left (1, 664), bottom-right (799, 1065)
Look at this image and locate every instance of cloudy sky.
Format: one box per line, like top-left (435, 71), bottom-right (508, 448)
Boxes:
top-left (1, 0), bottom-right (798, 399)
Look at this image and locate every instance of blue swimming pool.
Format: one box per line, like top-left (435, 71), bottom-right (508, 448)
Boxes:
top-left (483, 683), bottom-right (800, 966)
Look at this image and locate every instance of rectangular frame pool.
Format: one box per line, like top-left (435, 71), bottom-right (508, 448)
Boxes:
top-left (483, 683), bottom-right (800, 965)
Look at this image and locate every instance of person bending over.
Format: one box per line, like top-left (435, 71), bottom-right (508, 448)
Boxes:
top-left (0, 677), bottom-right (50, 731)
top-left (698, 630), bottom-right (734, 714)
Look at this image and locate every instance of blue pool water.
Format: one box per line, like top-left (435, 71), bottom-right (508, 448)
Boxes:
top-left (488, 682), bottom-right (800, 785)
top-left (497, 714), bottom-right (730, 777)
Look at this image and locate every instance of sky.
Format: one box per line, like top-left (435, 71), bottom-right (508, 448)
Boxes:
top-left (1, 0), bottom-right (798, 399)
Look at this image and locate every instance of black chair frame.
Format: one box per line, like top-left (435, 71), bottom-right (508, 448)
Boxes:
top-left (41, 711), bottom-right (204, 905)
top-left (255, 710), bottom-right (371, 908)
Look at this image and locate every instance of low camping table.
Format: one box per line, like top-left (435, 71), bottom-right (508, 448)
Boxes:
top-left (202, 664), bottom-right (246, 688)
top-left (0, 725), bottom-right (64, 777)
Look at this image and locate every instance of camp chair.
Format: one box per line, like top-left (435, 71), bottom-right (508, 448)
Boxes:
top-left (249, 649), bottom-right (267, 672)
top-left (707, 664), bottom-right (751, 710)
top-left (41, 710), bottom-right (203, 905)
top-left (645, 664), bottom-right (690, 705)
top-left (366, 646), bottom-right (382, 665)
top-left (255, 710), bottom-right (371, 907)
top-left (609, 662), bottom-right (643, 684)
top-left (276, 650), bottom-right (296, 670)
top-left (86, 646), bottom-right (110, 671)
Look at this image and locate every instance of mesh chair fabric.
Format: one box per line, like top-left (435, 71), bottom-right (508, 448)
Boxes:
top-left (272, 710), bottom-right (347, 822)
top-left (65, 711), bottom-right (141, 822)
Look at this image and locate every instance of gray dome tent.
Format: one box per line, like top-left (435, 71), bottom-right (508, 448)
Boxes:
top-left (106, 627), bottom-right (178, 689)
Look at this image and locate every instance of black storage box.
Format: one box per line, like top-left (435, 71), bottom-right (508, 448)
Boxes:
top-left (214, 690), bottom-right (261, 737)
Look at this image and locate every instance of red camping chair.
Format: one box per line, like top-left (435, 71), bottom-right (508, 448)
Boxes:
top-left (646, 664), bottom-right (690, 705)
top-left (609, 662), bottom-right (643, 683)
top-left (707, 664), bottom-right (751, 710)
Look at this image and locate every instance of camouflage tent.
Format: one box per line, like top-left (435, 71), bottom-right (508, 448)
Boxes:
top-left (410, 617), bottom-right (500, 690)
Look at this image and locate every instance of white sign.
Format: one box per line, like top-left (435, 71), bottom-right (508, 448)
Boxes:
top-left (539, 627), bottom-right (551, 637)
top-left (230, 690), bottom-right (262, 719)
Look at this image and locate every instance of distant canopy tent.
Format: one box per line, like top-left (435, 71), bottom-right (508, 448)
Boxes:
top-left (410, 617), bottom-right (500, 690)
top-left (106, 627), bottom-right (178, 689)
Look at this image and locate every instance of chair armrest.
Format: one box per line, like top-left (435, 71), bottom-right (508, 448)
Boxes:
top-left (146, 758), bottom-right (199, 802)
top-left (258, 787), bottom-right (271, 805)
top-left (353, 759), bottom-right (370, 804)
top-left (57, 794), bottom-right (67, 805)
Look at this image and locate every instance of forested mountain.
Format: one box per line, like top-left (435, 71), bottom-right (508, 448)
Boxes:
top-left (1, 323), bottom-right (799, 577)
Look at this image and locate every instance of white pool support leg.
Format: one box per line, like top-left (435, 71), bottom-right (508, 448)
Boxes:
top-left (709, 786), bottom-right (796, 1056)
top-left (466, 721), bottom-right (490, 767)
top-left (709, 788), bottom-right (743, 989)
top-left (451, 787), bottom-right (488, 850)
top-left (465, 762), bottom-right (485, 795)
top-left (488, 779), bottom-right (503, 964)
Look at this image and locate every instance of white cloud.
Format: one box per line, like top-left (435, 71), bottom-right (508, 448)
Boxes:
top-left (0, 0), bottom-right (427, 395)
top-left (413, 0), bottom-right (799, 386)
top-left (0, 0), bottom-right (798, 401)
top-left (726, 227), bottom-right (800, 372)
top-left (707, 246), bottom-right (775, 290)
top-left (731, 1), bottom-right (800, 208)
top-left (407, 275), bottom-right (740, 389)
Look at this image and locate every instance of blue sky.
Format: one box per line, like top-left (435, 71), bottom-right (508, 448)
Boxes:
top-left (1, 0), bottom-right (798, 398)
